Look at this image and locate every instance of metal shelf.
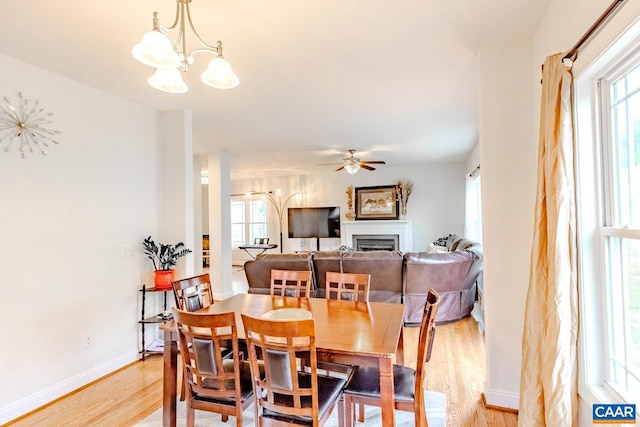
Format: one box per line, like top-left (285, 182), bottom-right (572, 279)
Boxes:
top-left (139, 284), bottom-right (171, 360)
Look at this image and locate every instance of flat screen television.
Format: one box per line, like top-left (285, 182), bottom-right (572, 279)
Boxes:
top-left (287, 207), bottom-right (340, 238)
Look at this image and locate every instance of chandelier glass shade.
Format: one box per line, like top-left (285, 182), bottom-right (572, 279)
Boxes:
top-left (148, 68), bottom-right (188, 93)
top-left (201, 57), bottom-right (240, 89)
top-left (344, 161), bottom-right (361, 175)
top-left (132, 30), bottom-right (180, 69)
top-left (132, 0), bottom-right (239, 93)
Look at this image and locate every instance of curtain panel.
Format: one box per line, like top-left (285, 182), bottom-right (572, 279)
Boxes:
top-left (519, 53), bottom-right (579, 426)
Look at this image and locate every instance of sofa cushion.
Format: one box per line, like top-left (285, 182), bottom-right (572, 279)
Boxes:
top-left (244, 253), bottom-right (314, 295)
top-left (313, 251), bottom-right (404, 303)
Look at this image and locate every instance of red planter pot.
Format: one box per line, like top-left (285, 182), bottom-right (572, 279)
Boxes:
top-left (154, 270), bottom-right (175, 290)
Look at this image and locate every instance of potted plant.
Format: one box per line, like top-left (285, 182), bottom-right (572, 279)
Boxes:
top-left (143, 236), bottom-right (193, 290)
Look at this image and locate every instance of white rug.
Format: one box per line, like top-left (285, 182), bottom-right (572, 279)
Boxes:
top-left (136, 391), bottom-right (446, 426)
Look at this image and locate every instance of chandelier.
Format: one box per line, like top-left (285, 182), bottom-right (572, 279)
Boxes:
top-left (132, 0), bottom-right (239, 93)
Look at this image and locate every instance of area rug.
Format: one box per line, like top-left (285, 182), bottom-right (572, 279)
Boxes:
top-left (136, 391), bottom-right (446, 427)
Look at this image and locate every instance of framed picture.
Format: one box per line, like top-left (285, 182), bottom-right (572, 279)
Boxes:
top-left (355, 185), bottom-right (398, 220)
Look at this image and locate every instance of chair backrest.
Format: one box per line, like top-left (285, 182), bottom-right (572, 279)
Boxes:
top-left (413, 289), bottom-right (440, 417)
top-left (270, 269), bottom-right (312, 297)
top-left (254, 237), bottom-right (269, 244)
top-left (172, 308), bottom-right (243, 403)
top-left (325, 271), bottom-right (371, 302)
top-left (241, 314), bottom-right (322, 425)
top-left (172, 274), bottom-right (213, 312)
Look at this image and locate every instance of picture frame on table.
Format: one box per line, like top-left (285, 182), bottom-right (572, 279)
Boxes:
top-left (355, 185), bottom-right (399, 220)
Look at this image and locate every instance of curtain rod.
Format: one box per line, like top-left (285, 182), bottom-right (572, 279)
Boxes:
top-left (563, 0), bottom-right (626, 62)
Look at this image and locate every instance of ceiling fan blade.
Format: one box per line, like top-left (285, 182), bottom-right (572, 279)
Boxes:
top-left (360, 160), bottom-right (386, 165)
top-left (318, 162), bottom-right (345, 166)
top-left (335, 165), bottom-right (345, 171)
top-left (360, 164), bottom-right (376, 171)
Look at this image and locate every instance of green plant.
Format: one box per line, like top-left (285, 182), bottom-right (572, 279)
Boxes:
top-left (142, 236), bottom-right (192, 271)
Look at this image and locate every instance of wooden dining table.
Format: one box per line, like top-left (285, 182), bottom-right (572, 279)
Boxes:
top-left (160, 293), bottom-right (405, 427)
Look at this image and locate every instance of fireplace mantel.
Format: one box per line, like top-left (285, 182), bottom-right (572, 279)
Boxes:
top-left (341, 220), bottom-right (413, 252)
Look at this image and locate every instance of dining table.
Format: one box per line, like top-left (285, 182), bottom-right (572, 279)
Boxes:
top-left (160, 293), bottom-right (405, 427)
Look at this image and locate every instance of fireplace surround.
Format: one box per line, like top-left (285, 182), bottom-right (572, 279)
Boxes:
top-left (341, 220), bottom-right (413, 252)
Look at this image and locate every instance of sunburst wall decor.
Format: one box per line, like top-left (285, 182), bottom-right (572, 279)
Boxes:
top-left (0, 92), bottom-right (61, 159)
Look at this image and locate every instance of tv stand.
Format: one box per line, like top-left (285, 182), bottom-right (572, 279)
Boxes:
top-left (300, 237), bottom-right (321, 251)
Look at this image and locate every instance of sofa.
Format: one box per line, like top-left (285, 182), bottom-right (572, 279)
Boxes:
top-left (403, 235), bottom-right (482, 324)
top-left (243, 234), bottom-right (482, 324)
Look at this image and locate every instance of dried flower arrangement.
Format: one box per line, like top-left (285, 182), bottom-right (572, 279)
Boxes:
top-left (346, 185), bottom-right (354, 211)
top-left (345, 185), bottom-right (356, 219)
top-left (395, 179), bottom-right (414, 217)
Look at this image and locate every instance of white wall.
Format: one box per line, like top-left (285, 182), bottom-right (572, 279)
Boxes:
top-left (0, 53), bottom-right (160, 423)
top-left (229, 162), bottom-right (467, 256)
top-left (477, 40), bottom-right (537, 409)
top-left (531, 0), bottom-right (640, 424)
top-left (478, 0), bottom-right (640, 412)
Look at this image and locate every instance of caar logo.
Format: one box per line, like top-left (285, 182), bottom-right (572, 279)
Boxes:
top-left (593, 404), bottom-right (636, 423)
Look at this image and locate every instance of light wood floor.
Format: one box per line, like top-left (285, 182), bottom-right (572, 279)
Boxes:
top-left (7, 316), bottom-right (517, 427)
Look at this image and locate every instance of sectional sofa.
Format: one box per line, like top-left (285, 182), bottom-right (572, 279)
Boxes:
top-left (243, 234), bottom-right (483, 324)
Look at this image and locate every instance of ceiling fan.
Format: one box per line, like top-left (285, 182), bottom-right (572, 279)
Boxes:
top-left (320, 149), bottom-right (386, 174)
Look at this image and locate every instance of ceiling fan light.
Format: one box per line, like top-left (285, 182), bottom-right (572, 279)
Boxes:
top-left (133, 30), bottom-right (181, 69)
top-left (201, 57), bottom-right (240, 89)
top-left (148, 67), bottom-right (188, 93)
top-left (344, 163), bottom-right (360, 174)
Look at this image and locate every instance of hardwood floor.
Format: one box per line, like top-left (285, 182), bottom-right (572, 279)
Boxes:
top-left (7, 316), bottom-right (517, 427)
top-left (8, 266), bottom-right (517, 426)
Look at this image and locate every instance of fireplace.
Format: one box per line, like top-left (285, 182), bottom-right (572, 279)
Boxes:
top-left (353, 234), bottom-right (399, 251)
top-left (341, 220), bottom-right (413, 252)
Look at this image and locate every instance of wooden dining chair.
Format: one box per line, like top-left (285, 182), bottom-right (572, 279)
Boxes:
top-left (172, 308), bottom-right (253, 427)
top-left (325, 271), bottom-right (370, 302)
top-left (324, 271), bottom-right (371, 420)
top-left (172, 273), bottom-right (214, 312)
top-left (172, 273), bottom-right (220, 402)
top-left (241, 314), bottom-right (351, 427)
top-left (343, 288), bottom-right (440, 427)
top-left (270, 269), bottom-right (313, 297)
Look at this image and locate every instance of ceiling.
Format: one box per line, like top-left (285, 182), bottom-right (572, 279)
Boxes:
top-left (0, 0), bottom-right (550, 179)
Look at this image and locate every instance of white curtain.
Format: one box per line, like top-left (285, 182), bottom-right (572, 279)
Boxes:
top-left (519, 53), bottom-right (579, 426)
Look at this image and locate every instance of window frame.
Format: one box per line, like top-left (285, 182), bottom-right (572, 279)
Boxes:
top-left (574, 17), bottom-right (640, 407)
top-left (230, 196), bottom-right (268, 248)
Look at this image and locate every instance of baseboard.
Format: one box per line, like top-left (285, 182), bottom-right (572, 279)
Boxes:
top-left (0, 351), bottom-right (138, 425)
top-left (483, 388), bottom-right (520, 412)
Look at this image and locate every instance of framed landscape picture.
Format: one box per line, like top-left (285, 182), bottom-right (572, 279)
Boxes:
top-left (355, 185), bottom-right (399, 220)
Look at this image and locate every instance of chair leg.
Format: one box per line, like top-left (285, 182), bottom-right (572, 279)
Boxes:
top-left (344, 395), bottom-right (354, 427)
top-left (186, 403), bottom-right (195, 427)
top-left (222, 414), bottom-right (229, 422)
top-left (180, 372), bottom-right (186, 401)
top-left (358, 403), bottom-right (365, 422)
top-left (416, 401), bottom-right (428, 427)
top-left (338, 396), bottom-right (345, 427)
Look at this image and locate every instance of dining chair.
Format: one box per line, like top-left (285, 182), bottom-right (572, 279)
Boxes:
top-left (241, 314), bottom-right (351, 427)
top-left (324, 271), bottom-right (371, 420)
top-left (343, 288), bottom-right (440, 427)
top-left (172, 273), bottom-right (214, 312)
top-left (172, 273), bottom-right (225, 402)
top-left (254, 237), bottom-right (270, 244)
top-left (172, 308), bottom-right (253, 427)
top-left (270, 269), bottom-right (313, 297)
top-left (325, 271), bottom-right (370, 302)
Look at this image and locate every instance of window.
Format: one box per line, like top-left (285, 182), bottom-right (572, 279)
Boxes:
top-left (230, 197), bottom-right (267, 247)
top-left (575, 34), bottom-right (640, 405)
top-left (465, 169), bottom-right (482, 243)
top-left (600, 62), bottom-right (640, 397)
